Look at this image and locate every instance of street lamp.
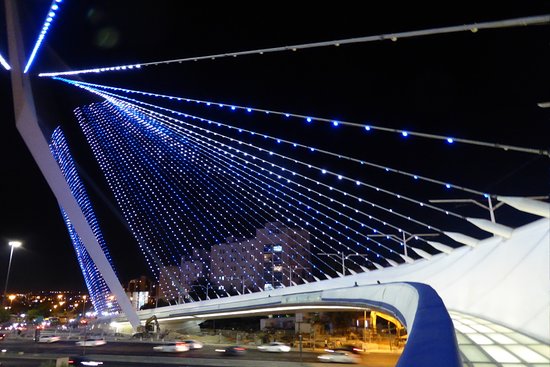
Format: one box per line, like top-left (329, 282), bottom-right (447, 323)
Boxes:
top-left (81, 295), bottom-right (88, 355)
top-left (429, 198), bottom-right (501, 223)
top-left (190, 284), bottom-right (210, 300)
top-left (318, 252), bottom-right (370, 276)
top-left (3, 240), bottom-right (22, 306)
top-left (8, 294), bottom-right (16, 309)
top-left (429, 195), bottom-right (548, 223)
top-left (81, 295), bottom-right (87, 317)
top-left (367, 233), bottom-right (439, 257)
top-left (288, 265), bottom-right (309, 286)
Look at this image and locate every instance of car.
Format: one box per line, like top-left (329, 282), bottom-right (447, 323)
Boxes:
top-left (317, 350), bottom-right (361, 364)
top-left (153, 342), bottom-right (190, 352)
top-left (215, 345), bottom-right (246, 356)
top-left (38, 335), bottom-right (61, 343)
top-left (257, 341), bottom-right (291, 352)
top-left (0, 333), bottom-right (6, 341)
top-left (75, 338), bottom-right (107, 347)
top-left (182, 339), bottom-right (204, 349)
top-left (333, 344), bottom-right (363, 354)
top-left (67, 355), bottom-right (104, 366)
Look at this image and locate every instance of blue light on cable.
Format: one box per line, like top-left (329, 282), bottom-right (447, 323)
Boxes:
top-left (24, 0), bottom-right (64, 73)
top-left (50, 127), bottom-right (120, 314)
top-left (62, 79), bottom-right (458, 273)
top-left (0, 53), bottom-right (10, 71)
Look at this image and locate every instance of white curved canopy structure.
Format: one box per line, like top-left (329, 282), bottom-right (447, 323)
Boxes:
top-left (355, 216), bottom-right (549, 344)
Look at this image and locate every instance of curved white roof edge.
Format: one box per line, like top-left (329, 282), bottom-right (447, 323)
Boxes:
top-left (352, 216), bottom-right (550, 344)
top-left (466, 217), bottom-right (514, 238)
top-left (497, 196), bottom-right (550, 218)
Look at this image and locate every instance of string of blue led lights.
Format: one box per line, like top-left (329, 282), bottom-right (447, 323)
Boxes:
top-left (50, 127), bottom-right (120, 314)
top-left (23, 0), bottom-right (63, 74)
top-left (73, 90), bottom-right (462, 282)
top-left (80, 101), bottom-right (348, 290)
top-left (78, 104), bottom-right (200, 301)
top-left (73, 87), bottom-right (444, 243)
top-left (58, 78), bottom-right (499, 200)
top-left (113, 103), bottom-right (301, 293)
top-left (68, 82), bottom-right (474, 243)
top-left (114, 101), bottom-right (381, 274)
top-left (78, 102), bottom-right (327, 298)
top-left (62, 81), bottom-right (468, 226)
top-left (53, 78), bottom-right (549, 158)
top-left (67, 86), bottom-right (486, 249)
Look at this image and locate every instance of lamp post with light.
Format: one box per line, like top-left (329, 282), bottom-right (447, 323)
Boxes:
top-left (8, 294), bottom-right (16, 309)
top-left (190, 284), bottom-right (210, 300)
top-left (3, 241), bottom-right (22, 306)
top-left (288, 265), bottom-right (310, 286)
top-left (81, 295), bottom-right (87, 355)
top-left (429, 195), bottom-right (548, 224)
top-left (81, 295), bottom-right (87, 318)
top-left (318, 251), bottom-right (370, 276)
top-left (367, 233), bottom-right (439, 257)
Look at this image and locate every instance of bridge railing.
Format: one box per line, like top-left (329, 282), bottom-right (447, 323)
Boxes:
top-left (321, 282), bottom-right (461, 367)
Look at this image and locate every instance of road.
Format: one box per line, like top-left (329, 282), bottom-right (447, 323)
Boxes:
top-left (0, 337), bottom-right (401, 367)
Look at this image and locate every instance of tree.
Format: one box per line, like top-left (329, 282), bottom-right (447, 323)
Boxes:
top-left (329, 311), bottom-right (354, 330)
top-left (26, 309), bottom-right (44, 324)
top-left (0, 307), bottom-right (9, 323)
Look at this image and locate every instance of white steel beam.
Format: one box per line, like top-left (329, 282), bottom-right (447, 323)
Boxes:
top-left (5, 0), bottom-right (140, 330)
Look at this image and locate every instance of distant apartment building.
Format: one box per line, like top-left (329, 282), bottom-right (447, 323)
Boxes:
top-left (156, 222), bottom-right (311, 300)
top-left (210, 222), bottom-right (311, 292)
top-left (158, 265), bottom-right (183, 302)
top-left (157, 251), bottom-right (208, 303)
top-left (180, 248), bottom-right (210, 297)
top-left (126, 275), bottom-right (153, 310)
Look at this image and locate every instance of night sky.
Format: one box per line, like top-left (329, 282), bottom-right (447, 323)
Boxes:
top-left (0, 2), bottom-right (549, 291)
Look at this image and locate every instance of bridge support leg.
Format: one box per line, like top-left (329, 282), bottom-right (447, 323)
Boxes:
top-left (5, 0), bottom-right (140, 330)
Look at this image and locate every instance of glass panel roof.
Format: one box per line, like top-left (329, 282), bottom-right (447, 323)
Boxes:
top-left (450, 310), bottom-right (549, 367)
